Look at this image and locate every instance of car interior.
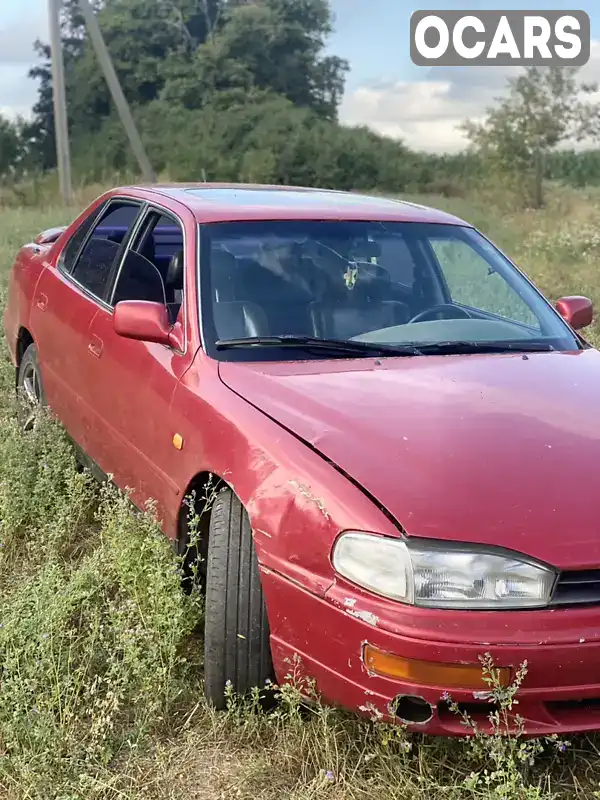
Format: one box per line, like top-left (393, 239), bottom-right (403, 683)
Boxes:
top-left (93, 221), bottom-right (418, 342)
top-left (90, 217), bottom-right (186, 324)
top-left (208, 237), bottom-right (416, 341)
top-left (203, 227), bottom-right (549, 348)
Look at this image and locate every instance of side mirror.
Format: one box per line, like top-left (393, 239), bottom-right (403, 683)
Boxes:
top-left (34, 225), bottom-right (68, 245)
top-left (114, 300), bottom-right (173, 346)
top-left (555, 296), bottom-right (594, 331)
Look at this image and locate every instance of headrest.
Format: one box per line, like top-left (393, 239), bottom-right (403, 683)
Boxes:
top-left (211, 249), bottom-right (238, 272)
top-left (351, 239), bottom-right (381, 260)
top-left (355, 262), bottom-right (391, 285)
top-left (343, 261), bottom-right (391, 299)
top-left (166, 250), bottom-right (184, 289)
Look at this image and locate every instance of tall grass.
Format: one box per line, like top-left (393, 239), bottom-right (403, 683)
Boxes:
top-left (0, 398), bottom-right (203, 797)
top-left (1, 185), bottom-right (600, 798)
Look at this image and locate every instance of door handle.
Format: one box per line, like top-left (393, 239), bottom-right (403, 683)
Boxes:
top-left (36, 293), bottom-right (48, 311)
top-left (88, 335), bottom-right (103, 358)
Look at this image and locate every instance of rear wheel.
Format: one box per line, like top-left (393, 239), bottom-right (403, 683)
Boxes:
top-left (203, 487), bottom-right (274, 709)
top-left (17, 343), bottom-right (45, 430)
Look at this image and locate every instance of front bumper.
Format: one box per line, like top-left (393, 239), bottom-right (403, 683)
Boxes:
top-left (261, 567), bottom-right (600, 736)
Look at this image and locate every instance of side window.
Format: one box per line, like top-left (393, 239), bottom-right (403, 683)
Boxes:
top-left (58, 203), bottom-right (106, 274)
top-left (112, 210), bottom-right (185, 322)
top-left (71, 202), bottom-right (141, 300)
top-left (430, 237), bottom-right (540, 328)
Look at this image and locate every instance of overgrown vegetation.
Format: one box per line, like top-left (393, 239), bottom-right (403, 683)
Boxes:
top-left (2, 185), bottom-right (600, 798)
top-left (0, 423), bottom-right (202, 796)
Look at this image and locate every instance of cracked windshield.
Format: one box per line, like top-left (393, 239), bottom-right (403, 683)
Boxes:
top-left (202, 215), bottom-right (578, 356)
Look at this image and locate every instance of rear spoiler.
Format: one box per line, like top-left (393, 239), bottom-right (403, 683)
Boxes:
top-left (34, 226), bottom-right (68, 245)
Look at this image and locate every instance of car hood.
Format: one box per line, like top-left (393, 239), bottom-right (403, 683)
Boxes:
top-left (219, 349), bottom-right (600, 569)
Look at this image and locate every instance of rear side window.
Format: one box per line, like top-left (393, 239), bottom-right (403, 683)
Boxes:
top-left (70, 201), bottom-right (141, 300)
top-left (58, 203), bottom-right (106, 274)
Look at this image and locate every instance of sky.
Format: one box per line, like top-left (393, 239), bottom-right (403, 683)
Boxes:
top-left (1, 0), bottom-right (599, 153)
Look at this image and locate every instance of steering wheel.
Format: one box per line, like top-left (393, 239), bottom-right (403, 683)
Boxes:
top-left (408, 303), bottom-right (472, 324)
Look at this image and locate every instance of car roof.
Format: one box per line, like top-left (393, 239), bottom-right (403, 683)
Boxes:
top-left (121, 183), bottom-right (470, 226)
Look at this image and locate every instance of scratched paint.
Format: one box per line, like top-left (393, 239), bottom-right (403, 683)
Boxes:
top-left (346, 608), bottom-right (378, 626)
top-left (288, 480), bottom-right (331, 520)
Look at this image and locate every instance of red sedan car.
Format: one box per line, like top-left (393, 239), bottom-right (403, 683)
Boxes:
top-left (4, 183), bottom-right (600, 736)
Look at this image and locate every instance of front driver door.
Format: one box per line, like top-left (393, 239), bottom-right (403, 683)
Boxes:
top-left (79, 205), bottom-right (196, 532)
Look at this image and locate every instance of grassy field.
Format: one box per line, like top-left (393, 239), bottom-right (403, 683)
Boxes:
top-left (2, 184), bottom-right (600, 799)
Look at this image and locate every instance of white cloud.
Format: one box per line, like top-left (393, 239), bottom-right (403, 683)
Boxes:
top-left (0, 4), bottom-right (48, 120)
top-left (0, 8), bottom-right (48, 65)
top-left (339, 79), bottom-right (486, 152)
top-left (0, 65), bottom-right (39, 121)
top-left (340, 42), bottom-right (600, 153)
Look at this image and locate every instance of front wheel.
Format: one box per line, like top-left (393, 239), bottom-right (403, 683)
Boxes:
top-left (203, 487), bottom-right (274, 709)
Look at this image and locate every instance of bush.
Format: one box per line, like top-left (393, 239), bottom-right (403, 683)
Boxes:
top-left (67, 94), bottom-right (480, 194)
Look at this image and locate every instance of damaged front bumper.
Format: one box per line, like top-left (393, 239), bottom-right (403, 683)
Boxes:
top-left (261, 566), bottom-right (600, 736)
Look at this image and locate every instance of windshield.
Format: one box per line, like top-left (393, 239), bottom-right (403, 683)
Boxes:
top-left (199, 220), bottom-right (581, 361)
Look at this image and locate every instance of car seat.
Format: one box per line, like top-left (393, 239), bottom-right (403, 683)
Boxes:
top-left (311, 262), bottom-right (410, 340)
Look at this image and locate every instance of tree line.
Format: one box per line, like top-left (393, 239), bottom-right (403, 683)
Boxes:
top-left (2, 0), bottom-right (600, 207)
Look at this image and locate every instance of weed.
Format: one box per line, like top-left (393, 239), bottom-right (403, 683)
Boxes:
top-left (443, 655), bottom-right (565, 800)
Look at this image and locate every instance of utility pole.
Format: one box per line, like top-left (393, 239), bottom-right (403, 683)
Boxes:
top-left (48, 0), bottom-right (73, 204)
top-left (78, 0), bottom-right (156, 182)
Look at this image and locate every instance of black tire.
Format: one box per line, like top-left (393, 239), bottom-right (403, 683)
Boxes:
top-left (17, 343), bottom-right (46, 430)
top-left (203, 487), bottom-right (274, 709)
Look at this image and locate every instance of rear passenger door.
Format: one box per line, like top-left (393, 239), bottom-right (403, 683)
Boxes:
top-left (30, 199), bottom-right (143, 450)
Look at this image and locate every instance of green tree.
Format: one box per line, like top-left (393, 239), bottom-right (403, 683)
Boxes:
top-left (202, 0), bottom-right (348, 119)
top-left (148, 0), bottom-right (349, 118)
top-left (462, 66), bottom-right (600, 208)
top-left (27, 0), bottom-right (348, 172)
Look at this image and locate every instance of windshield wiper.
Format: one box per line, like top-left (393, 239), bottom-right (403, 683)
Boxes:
top-left (415, 340), bottom-right (556, 355)
top-left (215, 335), bottom-right (422, 357)
top-left (215, 336), bottom-right (557, 358)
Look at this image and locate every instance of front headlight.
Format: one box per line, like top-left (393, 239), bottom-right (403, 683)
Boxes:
top-left (332, 532), bottom-right (557, 610)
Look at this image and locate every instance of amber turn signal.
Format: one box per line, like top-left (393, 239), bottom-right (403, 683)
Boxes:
top-left (363, 644), bottom-right (511, 690)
